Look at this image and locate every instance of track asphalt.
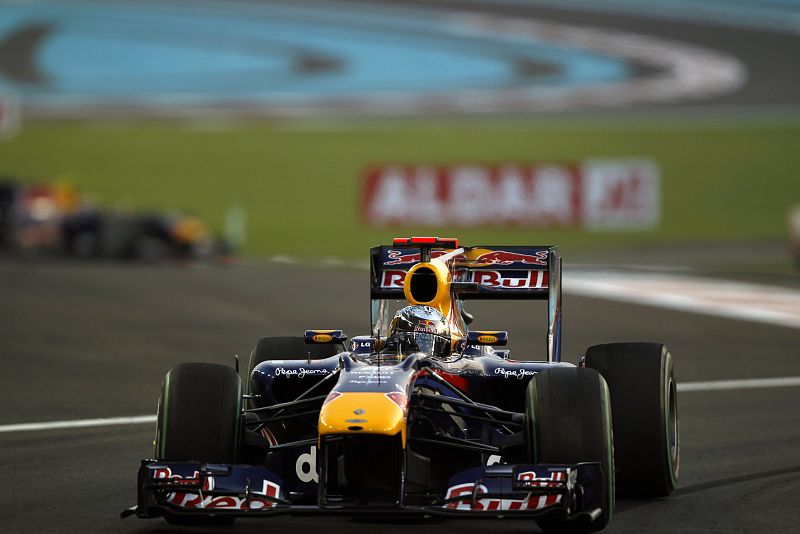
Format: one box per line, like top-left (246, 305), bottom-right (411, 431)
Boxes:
top-left (1, 259), bottom-right (798, 533)
top-left (1, 1), bottom-right (798, 532)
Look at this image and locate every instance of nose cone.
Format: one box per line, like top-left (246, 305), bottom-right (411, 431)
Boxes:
top-left (319, 392), bottom-right (407, 446)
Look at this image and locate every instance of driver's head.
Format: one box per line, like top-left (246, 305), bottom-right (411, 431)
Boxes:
top-left (386, 305), bottom-right (450, 358)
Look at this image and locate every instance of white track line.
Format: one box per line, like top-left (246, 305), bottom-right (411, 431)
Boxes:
top-left (677, 376), bottom-right (800, 392)
top-left (1, 377), bottom-right (798, 435)
top-left (565, 271), bottom-right (800, 329)
top-left (0, 415), bottom-right (156, 434)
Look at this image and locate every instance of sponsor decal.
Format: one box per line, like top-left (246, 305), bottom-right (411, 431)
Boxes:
top-left (311, 334), bottom-right (333, 343)
top-left (296, 446), bottom-right (318, 483)
top-left (275, 367), bottom-right (330, 378)
top-left (474, 250), bottom-right (547, 266)
top-left (380, 269), bottom-right (546, 290)
top-left (381, 270), bottom-right (406, 288)
top-left (385, 249), bottom-right (450, 265)
top-left (152, 467), bottom-right (280, 510)
top-left (414, 319), bottom-right (437, 333)
top-left (345, 368), bottom-right (396, 385)
top-left (472, 270), bottom-right (546, 289)
top-left (362, 161), bottom-right (659, 230)
top-left (516, 470), bottom-right (567, 489)
top-left (443, 482), bottom-right (562, 511)
top-left (350, 338), bottom-right (375, 353)
top-left (477, 335), bottom-right (499, 344)
top-left (494, 368), bottom-right (537, 379)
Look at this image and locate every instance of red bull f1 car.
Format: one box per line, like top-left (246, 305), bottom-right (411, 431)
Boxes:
top-left (124, 237), bottom-right (679, 532)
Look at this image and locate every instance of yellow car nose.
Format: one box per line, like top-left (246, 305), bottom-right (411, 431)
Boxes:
top-left (318, 392), bottom-right (408, 446)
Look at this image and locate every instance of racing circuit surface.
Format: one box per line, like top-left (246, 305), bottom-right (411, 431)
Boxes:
top-left (2, 0), bottom-right (800, 532)
top-left (1, 258), bottom-right (799, 533)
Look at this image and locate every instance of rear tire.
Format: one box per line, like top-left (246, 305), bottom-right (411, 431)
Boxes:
top-left (584, 342), bottom-right (679, 498)
top-left (527, 367), bottom-right (614, 533)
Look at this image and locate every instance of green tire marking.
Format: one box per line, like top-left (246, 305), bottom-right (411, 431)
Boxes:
top-left (233, 375), bottom-right (242, 462)
top-left (525, 379), bottom-right (538, 462)
top-left (664, 350), bottom-right (679, 488)
top-left (158, 370), bottom-right (171, 459)
top-left (601, 377), bottom-right (615, 522)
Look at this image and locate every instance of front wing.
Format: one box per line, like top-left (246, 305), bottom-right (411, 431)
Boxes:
top-left (124, 460), bottom-right (606, 522)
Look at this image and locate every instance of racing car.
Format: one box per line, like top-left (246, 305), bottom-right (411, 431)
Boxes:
top-left (124, 237), bottom-right (679, 532)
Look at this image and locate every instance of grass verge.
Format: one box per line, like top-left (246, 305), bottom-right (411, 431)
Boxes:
top-left (1, 118), bottom-right (798, 259)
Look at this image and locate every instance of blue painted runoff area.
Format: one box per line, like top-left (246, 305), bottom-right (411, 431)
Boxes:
top-left (0, 0), bottom-right (632, 106)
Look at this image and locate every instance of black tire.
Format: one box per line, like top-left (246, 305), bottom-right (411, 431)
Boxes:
top-left (155, 362), bottom-right (241, 463)
top-left (583, 342), bottom-right (679, 498)
top-left (526, 367), bottom-right (614, 533)
top-left (246, 336), bottom-right (340, 393)
top-left (155, 363), bottom-right (241, 526)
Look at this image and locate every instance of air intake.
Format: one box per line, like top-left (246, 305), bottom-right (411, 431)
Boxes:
top-left (408, 266), bottom-right (437, 303)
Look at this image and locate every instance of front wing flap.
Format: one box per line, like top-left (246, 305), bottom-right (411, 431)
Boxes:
top-left (126, 460), bottom-right (604, 520)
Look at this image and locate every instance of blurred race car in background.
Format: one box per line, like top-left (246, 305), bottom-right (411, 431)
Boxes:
top-left (60, 210), bottom-right (214, 262)
top-left (126, 237), bottom-right (679, 532)
top-left (0, 178), bottom-right (229, 262)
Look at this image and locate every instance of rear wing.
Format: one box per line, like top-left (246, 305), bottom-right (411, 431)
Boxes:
top-left (371, 244), bottom-right (555, 300)
top-left (369, 238), bottom-right (563, 362)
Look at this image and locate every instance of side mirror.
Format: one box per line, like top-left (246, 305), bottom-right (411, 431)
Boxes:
top-left (466, 331), bottom-right (508, 346)
top-left (304, 330), bottom-right (348, 344)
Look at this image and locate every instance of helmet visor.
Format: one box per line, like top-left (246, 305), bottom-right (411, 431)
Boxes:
top-left (396, 331), bottom-right (449, 357)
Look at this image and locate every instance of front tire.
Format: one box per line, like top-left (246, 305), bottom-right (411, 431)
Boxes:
top-left (584, 342), bottom-right (679, 498)
top-left (527, 367), bottom-right (614, 533)
top-left (155, 362), bottom-right (241, 463)
top-left (155, 362), bottom-right (241, 525)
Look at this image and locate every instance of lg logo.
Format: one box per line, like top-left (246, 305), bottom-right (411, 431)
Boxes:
top-left (296, 446), bottom-right (318, 483)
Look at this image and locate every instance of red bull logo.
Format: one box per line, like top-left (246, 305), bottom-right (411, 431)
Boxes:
top-left (152, 467), bottom-right (280, 510)
top-left (443, 480), bottom-right (562, 511)
top-left (473, 250), bottom-right (548, 266)
top-left (473, 270), bottom-right (547, 289)
top-left (381, 269), bottom-right (547, 290)
top-left (414, 319), bottom-right (437, 333)
top-left (381, 270), bottom-right (407, 288)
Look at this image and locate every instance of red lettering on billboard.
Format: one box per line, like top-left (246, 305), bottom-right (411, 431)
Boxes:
top-left (362, 161), bottom-right (659, 230)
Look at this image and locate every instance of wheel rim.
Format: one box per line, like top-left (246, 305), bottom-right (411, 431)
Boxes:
top-left (667, 374), bottom-right (679, 481)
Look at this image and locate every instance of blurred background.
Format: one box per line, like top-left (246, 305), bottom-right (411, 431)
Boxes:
top-left (1, 2), bottom-right (799, 533)
top-left (0, 0), bottom-right (798, 269)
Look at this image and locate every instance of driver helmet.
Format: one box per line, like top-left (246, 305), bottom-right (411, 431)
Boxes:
top-left (386, 305), bottom-right (451, 358)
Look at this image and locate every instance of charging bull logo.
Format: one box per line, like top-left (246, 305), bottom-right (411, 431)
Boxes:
top-left (414, 319), bottom-right (437, 333)
top-left (473, 250), bottom-right (548, 266)
top-left (384, 249), bottom-right (547, 267)
top-left (384, 249), bottom-right (450, 265)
